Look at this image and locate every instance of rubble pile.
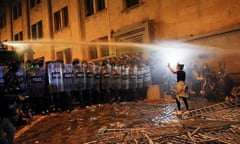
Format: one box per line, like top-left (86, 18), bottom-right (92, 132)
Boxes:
top-left (15, 98), bottom-right (240, 144)
top-left (89, 98), bottom-right (240, 144)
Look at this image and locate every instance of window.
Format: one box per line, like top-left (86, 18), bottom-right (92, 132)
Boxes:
top-left (96, 0), bottom-right (105, 11)
top-left (12, 2), bottom-right (22, 20)
top-left (54, 6), bottom-right (69, 32)
top-left (62, 7), bottom-right (69, 27)
top-left (64, 48), bottom-right (72, 64)
top-left (54, 11), bottom-right (61, 32)
top-left (31, 21), bottom-right (43, 39)
top-left (125, 0), bottom-right (139, 8)
top-left (38, 21), bottom-right (43, 38)
top-left (85, 0), bottom-right (94, 16)
top-left (89, 46), bottom-right (97, 59)
top-left (0, 14), bottom-right (6, 29)
top-left (14, 31), bottom-right (23, 41)
top-left (84, 0), bottom-right (106, 17)
top-left (98, 36), bottom-right (109, 57)
top-left (30, 0), bottom-right (41, 8)
top-left (56, 51), bottom-right (64, 62)
top-left (32, 24), bottom-right (37, 39)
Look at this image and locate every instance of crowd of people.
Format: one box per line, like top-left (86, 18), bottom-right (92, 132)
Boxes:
top-left (1, 52), bottom-right (240, 143)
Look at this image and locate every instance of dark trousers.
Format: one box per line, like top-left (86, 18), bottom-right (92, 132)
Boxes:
top-left (73, 90), bottom-right (85, 108)
top-left (101, 89), bottom-right (112, 104)
top-left (176, 97), bottom-right (189, 111)
top-left (111, 89), bottom-right (121, 103)
top-left (92, 89), bottom-right (101, 104)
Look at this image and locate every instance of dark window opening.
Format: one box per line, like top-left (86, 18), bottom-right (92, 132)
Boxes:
top-left (54, 11), bottom-right (61, 32)
top-left (0, 14), bottom-right (6, 29)
top-left (19, 32), bottom-right (23, 40)
top-left (14, 34), bottom-right (18, 41)
top-left (30, 0), bottom-right (34, 8)
top-left (12, 5), bottom-right (18, 19)
top-left (98, 36), bottom-right (109, 57)
top-left (30, 0), bottom-right (41, 8)
top-left (62, 7), bottom-right (69, 27)
top-left (89, 46), bottom-right (97, 59)
top-left (54, 6), bottom-right (69, 32)
top-left (18, 2), bottom-right (22, 17)
top-left (56, 51), bottom-right (64, 62)
top-left (12, 2), bottom-right (22, 20)
top-left (32, 24), bottom-right (37, 39)
top-left (85, 0), bottom-right (94, 16)
top-left (37, 21), bottom-right (43, 38)
top-left (14, 31), bottom-right (23, 41)
top-left (125, 0), bottom-right (139, 8)
top-left (31, 21), bottom-right (43, 39)
top-left (64, 48), bottom-right (72, 64)
top-left (96, 0), bottom-right (105, 11)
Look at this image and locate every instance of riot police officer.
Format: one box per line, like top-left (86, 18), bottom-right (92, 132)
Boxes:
top-left (47, 61), bottom-right (64, 112)
top-left (111, 63), bottom-right (121, 103)
top-left (63, 64), bottom-right (74, 112)
top-left (27, 61), bottom-right (46, 114)
top-left (93, 62), bottom-right (101, 104)
top-left (129, 63), bottom-right (138, 101)
top-left (86, 62), bottom-right (94, 106)
top-left (121, 64), bottom-right (129, 102)
top-left (72, 59), bottom-right (85, 108)
top-left (101, 61), bottom-right (112, 104)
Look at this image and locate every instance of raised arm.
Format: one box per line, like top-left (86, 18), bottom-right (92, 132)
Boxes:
top-left (168, 63), bottom-right (176, 73)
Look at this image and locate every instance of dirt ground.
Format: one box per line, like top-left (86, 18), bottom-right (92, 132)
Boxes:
top-left (14, 96), bottom-right (240, 144)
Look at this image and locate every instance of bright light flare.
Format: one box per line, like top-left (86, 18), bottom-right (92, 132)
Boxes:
top-left (152, 40), bottom-right (216, 66)
top-left (2, 41), bottom-right (29, 48)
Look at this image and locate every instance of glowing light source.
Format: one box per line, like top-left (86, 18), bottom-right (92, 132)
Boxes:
top-left (152, 40), bottom-right (216, 66)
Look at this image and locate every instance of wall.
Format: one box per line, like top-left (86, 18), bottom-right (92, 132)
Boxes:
top-left (190, 30), bottom-right (240, 73)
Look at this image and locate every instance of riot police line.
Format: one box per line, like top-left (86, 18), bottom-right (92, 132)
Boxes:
top-left (0, 54), bottom-right (152, 116)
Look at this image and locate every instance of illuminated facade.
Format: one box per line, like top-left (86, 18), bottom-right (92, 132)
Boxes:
top-left (0, 0), bottom-right (240, 72)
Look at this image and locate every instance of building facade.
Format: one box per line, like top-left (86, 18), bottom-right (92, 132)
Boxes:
top-left (0, 0), bottom-right (240, 72)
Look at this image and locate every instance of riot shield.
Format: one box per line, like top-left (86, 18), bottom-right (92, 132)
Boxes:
top-left (93, 65), bottom-right (101, 91)
top-left (73, 64), bottom-right (86, 91)
top-left (73, 64), bottom-right (81, 91)
top-left (86, 64), bottom-right (94, 90)
top-left (0, 66), bottom-right (4, 87)
top-left (101, 66), bottom-right (111, 90)
top-left (129, 65), bottom-right (138, 89)
top-left (137, 66), bottom-right (144, 89)
top-left (121, 65), bottom-right (129, 90)
top-left (63, 64), bottom-right (74, 92)
top-left (111, 65), bottom-right (121, 90)
top-left (27, 65), bottom-right (46, 114)
top-left (143, 65), bottom-right (152, 87)
top-left (27, 66), bottom-right (45, 98)
top-left (47, 62), bottom-right (64, 94)
top-left (15, 64), bottom-right (28, 96)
